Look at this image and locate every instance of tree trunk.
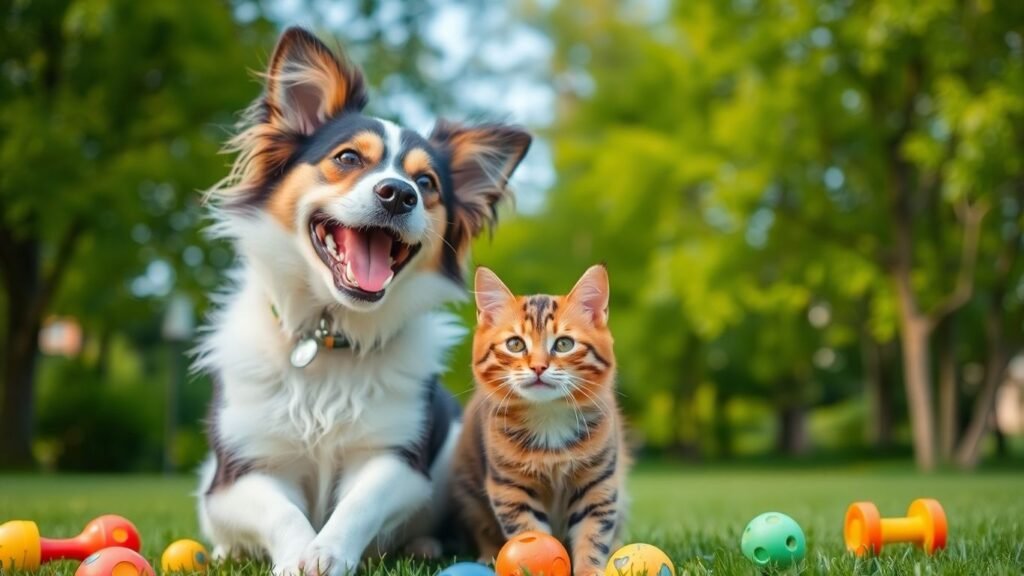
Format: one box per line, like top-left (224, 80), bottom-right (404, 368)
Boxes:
top-left (992, 422), bottom-right (1007, 458)
top-left (713, 389), bottom-right (733, 459)
top-left (0, 237), bottom-right (41, 469)
top-left (668, 334), bottom-right (701, 459)
top-left (775, 376), bottom-right (809, 456)
top-left (887, 151), bottom-right (937, 471)
top-left (862, 328), bottom-right (895, 449)
top-left (937, 317), bottom-right (958, 463)
top-left (955, 186), bottom-right (1020, 468)
top-left (894, 295), bottom-right (937, 471)
top-left (955, 299), bottom-right (1007, 468)
top-left (775, 401), bottom-right (808, 456)
top-left (668, 382), bottom-right (699, 458)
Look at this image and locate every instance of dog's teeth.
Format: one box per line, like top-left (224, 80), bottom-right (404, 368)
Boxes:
top-left (325, 234), bottom-right (338, 257)
top-left (381, 271), bottom-right (395, 290)
top-left (395, 243), bottom-right (410, 263)
top-left (345, 261), bottom-right (359, 287)
top-left (316, 223), bottom-right (326, 240)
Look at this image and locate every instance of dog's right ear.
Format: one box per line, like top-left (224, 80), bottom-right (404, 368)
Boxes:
top-left (264, 27), bottom-right (367, 136)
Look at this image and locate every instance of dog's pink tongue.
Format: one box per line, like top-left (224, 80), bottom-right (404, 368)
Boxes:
top-left (339, 228), bottom-right (393, 292)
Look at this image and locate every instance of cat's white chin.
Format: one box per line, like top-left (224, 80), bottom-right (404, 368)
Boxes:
top-left (515, 383), bottom-right (570, 403)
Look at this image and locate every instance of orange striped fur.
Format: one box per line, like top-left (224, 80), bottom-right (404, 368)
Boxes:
top-left (453, 265), bottom-right (628, 576)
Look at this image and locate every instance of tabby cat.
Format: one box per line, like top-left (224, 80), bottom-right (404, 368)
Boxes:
top-left (452, 265), bottom-right (628, 576)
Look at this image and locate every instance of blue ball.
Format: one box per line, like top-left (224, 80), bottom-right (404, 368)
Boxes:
top-left (438, 562), bottom-right (496, 576)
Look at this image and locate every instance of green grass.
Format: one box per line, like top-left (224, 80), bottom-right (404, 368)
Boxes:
top-left (2, 466), bottom-right (1022, 575)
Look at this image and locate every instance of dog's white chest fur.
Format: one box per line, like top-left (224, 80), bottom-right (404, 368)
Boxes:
top-left (197, 260), bottom-right (464, 530)
top-left (202, 275), bottom-right (462, 457)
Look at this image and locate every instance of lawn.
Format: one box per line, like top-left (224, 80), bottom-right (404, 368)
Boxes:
top-left (1, 466), bottom-right (1022, 575)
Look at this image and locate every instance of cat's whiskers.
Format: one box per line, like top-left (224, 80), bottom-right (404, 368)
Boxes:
top-left (478, 377), bottom-right (510, 405)
top-left (567, 375), bottom-right (612, 418)
top-left (574, 387), bottom-right (609, 422)
top-left (566, 372), bottom-right (613, 396)
top-left (564, 384), bottom-right (591, 441)
top-left (567, 370), bottom-right (627, 399)
top-left (494, 383), bottom-right (518, 435)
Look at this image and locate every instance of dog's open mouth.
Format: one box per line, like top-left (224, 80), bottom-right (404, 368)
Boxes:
top-left (309, 211), bottom-right (421, 301)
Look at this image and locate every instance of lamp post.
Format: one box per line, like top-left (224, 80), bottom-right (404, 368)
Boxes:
top-left (161, 293), bottom-right (194, 474)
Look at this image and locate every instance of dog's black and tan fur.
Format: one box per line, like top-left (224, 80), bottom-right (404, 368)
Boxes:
top-left (196, 27), bottom-right (530, 576)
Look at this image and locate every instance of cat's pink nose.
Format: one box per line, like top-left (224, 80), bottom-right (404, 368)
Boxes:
top-left (531, 365), bottom-right (547, 376)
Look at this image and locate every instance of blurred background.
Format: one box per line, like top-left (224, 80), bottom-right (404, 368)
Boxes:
top-left (2, 0), bottom-right (1023, 475)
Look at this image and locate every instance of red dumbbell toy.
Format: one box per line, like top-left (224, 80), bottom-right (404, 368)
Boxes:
top-left (0, 515), bottom-right (141, 570)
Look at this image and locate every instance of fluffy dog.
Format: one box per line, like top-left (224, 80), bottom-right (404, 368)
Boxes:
top-left (194, 27), bottom-right (531, 576)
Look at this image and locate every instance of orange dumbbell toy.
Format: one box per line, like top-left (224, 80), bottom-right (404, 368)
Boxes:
top-left (495, 531), bottom-right (571, 576)
top-left (844, 499), bottom-right (947, 556)
top-left (0, 515), bottom-right (141, 570)
top-left (75, 547), bottom-right (154, 576)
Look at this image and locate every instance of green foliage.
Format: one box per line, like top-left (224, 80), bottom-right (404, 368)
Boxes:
top-left (1, 0), bottom-right (272, 315)
top-left (35, 363), bottom-right (161, 472)
top-left (466, 0), bottom-right (1024, 458)
top-left (0, 0), bottom-right (278, 469)
top-left (4, 0), bottom-right (1024, 469)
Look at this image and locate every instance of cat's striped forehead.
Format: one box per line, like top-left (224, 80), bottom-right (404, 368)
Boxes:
top-left (520, 295), bottom-right (558, 331)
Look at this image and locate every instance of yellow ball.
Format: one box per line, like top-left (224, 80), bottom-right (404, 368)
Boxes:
top-left (161, 539), bottom-right (209, 573)
top-left (605, 543), bottom-right (675, 576)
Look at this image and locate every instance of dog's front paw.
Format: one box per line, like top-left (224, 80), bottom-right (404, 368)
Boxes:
top-left (273, 556), bottom-right (307, 576)
top-left (272, 541), bottom-right (317, 576)
top-left (298, 543), bottom-right (359, 576)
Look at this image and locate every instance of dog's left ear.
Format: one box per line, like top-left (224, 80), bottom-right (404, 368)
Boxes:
top-left (265, 27), bottom-right (368, 136)
top-left (429, 121), bottom-right (532, 239)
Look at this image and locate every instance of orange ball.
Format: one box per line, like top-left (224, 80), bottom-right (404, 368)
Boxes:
top-left (75, 547), bottom-right (154, 576)
top-left (495, 531), bottom-right (571, 576)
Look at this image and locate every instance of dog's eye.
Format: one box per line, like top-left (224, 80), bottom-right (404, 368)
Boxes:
top-left (553, 336), bottom-right (574, 353)
top-left (505, 337), bottom-right (526, 353)
top-left (334, 150), bottom-right (363, 168)
top-left (415, 174), bottom-right (436, 192)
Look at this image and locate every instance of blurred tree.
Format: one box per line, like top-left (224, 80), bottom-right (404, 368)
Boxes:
top-left (2, 0), bottom-right (549, 471)
top-left (0, 0), bottom-right (273, 467)
top-left (517, 0), bottom-right (1024, 469)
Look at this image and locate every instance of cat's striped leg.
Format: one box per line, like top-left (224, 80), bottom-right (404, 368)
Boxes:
top-left (455, 477), bottom-right (506, 562)
top-left (485, 464), bottom-right (550, 537)
top-left (566, 456), bottom-right (621, 576)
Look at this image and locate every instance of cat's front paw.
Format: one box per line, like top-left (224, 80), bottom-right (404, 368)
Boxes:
top-left (404, 537), bottom-right (443, 559)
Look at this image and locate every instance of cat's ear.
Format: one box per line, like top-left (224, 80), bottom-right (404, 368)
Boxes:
top-left (567, 264), bottom-right (610, 326)
top-left (475, 267), bottom-right (514, 325)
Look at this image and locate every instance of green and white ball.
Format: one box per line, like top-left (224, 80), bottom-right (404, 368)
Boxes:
top-left (740, 512), bottom-right (806, 568)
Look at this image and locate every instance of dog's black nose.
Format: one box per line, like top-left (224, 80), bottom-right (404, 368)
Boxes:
top-left (374, 178), bottom-right (418, 215)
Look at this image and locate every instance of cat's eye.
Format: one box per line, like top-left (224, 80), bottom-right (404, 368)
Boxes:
top-left (334, 149), bottom-right (363, 168)
top-left (553, 336), bottom-right (575, 353)
top-left (505, 337), bottom-right (526, 353)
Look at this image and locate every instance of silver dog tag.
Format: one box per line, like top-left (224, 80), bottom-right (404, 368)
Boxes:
top-left (290, 337), bottom-right (319, 368)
